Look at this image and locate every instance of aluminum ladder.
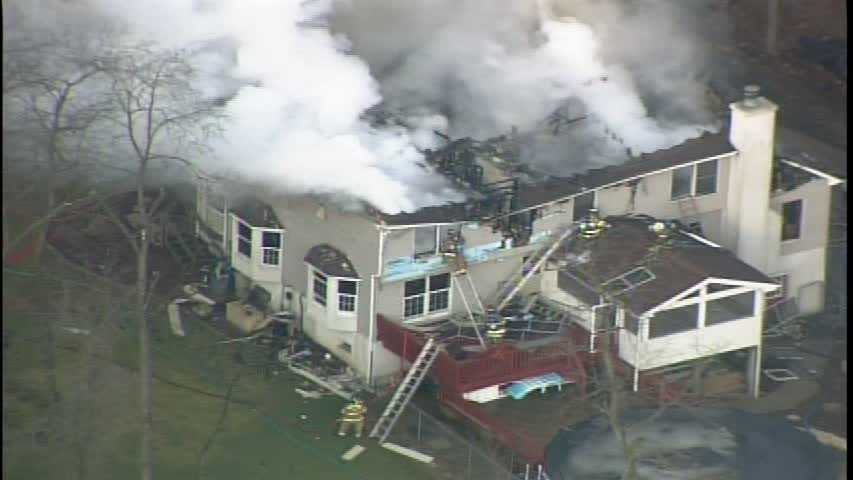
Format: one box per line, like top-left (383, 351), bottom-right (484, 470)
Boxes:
top-left (676, 196), bottom-right (701, 231)
top-left (452, 271), bottom-right (488, 349)
top-left (494, 226), bottom-right (576, 312)
top-left (369, 337), bottom-right (441, 443)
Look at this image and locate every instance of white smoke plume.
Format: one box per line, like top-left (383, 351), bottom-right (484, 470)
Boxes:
top-left (7, 0), bottom-right (724, 213)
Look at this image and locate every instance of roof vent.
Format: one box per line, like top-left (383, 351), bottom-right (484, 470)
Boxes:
top-left (743, 85), bottom-right (761, 108)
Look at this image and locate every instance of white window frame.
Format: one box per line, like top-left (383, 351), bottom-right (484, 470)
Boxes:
top-left (237, 219), bottom-right (252, 258)
top-left (337, 279), bottom-right (358, 314)
top-left (260, 229), bottom-right (283, 266)
top-left (403, 273), bottom-right (451, 320)
top-left (312, 270), bottom-right (328, 307)
top-left (670, 159), bottom-right (719, 200)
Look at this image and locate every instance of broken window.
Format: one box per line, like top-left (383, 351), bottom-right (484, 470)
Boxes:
top-left (414, 226), bottom-right (438, 257)
top-left (261, 230), bottom-right (282, 266)
top-left (649, 304), bottom-right (698, 338)
top-left (403, 274), bottom-right (450, 319)
top-left (706, 291), bottom-right (755, 326)
top-left (781, 199), bottom-right (803, 241)
top-left (572, 191), bottom-right (595, 221)
top-left (338, 280), bottom-right (357, 313)
top-left (237, 220), bottom-right (252, 257)
top-left (313, 271), bottom-right (328, 306)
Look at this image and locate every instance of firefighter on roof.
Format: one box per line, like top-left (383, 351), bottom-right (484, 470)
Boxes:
top-left (579, 209), bottom-right (607, 239)
top-left (338, 399), bottom-right (367, 438)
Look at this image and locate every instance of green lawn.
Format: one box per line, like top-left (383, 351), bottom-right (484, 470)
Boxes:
top-left (3, 262), bottom-right (435, 480)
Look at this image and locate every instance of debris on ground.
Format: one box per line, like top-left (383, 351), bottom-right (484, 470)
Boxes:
top-left (381, 442), bottom-right (434, 464)
top-left (341, 444), bottom-right (366, 461)
top-left (295, 387), bottom-right (325, 399)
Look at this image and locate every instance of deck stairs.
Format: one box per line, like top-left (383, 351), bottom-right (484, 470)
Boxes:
top-left (369, 337), bottom-right (441, 444)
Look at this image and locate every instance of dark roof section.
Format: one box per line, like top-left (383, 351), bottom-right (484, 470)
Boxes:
top-left (231, 197), bottom-right (282, 228)
top-left (379, 130), bottom-right (735, 226)
top-left (557, 216), bottom-right (774, 315)
top-left (304, 244), bottom-right (359, 278)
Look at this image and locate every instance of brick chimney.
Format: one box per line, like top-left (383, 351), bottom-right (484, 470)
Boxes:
top-left (725, 85), bottom-right (779, 271)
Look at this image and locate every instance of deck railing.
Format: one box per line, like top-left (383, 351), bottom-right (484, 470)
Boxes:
top-left (377, 315), bottom-right (587, 394)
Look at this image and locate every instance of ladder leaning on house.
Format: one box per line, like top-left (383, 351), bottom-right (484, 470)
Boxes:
top-left (369, 337), bottom-right (441, 444)
top-left (494, 225), bottom-right (577, 312)
top-left (676, 196), bottom-right (701, 231)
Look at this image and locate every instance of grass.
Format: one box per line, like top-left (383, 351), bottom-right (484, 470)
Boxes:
top-left (3, 260), bottom-right (436, 480)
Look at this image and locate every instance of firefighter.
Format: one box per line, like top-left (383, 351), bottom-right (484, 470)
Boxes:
top-left (485, 307), bottom-right (507, 343)
top-left (579, 209), bottom-right (607, 239)
top-left (337, 399), bottom-right (367, 438)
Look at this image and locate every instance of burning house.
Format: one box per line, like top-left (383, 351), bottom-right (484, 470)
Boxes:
top-left (192, 88), bottom-right (842, 462)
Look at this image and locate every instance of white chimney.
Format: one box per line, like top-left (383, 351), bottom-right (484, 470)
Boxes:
top-left (725, 85), bottom-right (778, 272)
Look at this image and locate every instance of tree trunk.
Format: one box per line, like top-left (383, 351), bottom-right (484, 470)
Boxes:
top-left (137, 180), bottom-right (154, 480)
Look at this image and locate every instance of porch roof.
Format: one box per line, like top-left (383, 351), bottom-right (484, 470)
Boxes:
top-left (556, 216), bottom-right (776, 315)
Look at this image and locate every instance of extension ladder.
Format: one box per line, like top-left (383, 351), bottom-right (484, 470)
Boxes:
top-left (452, 271), bottom-right (488, 348)
top-left (369, 337), bottom-right (441, 444)
top-left (494, 226), bottom-right (576, 312)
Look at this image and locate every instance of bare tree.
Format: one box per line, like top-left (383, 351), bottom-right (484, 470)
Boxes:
top-left (3, 19), bottom-right (112, 265)
top-left (102, 45), bottom-right (221, 480)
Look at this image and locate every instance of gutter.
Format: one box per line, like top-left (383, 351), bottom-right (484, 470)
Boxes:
top-left (380, 151), bottom-right (738, 229)
top-left (779, 159), bottom-right (845, 186)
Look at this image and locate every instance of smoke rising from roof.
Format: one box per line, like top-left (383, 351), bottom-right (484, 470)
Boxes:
top-left (8, 0), bottom-right (724, 213)
top-left (332, 0), bottom-right (723, 173)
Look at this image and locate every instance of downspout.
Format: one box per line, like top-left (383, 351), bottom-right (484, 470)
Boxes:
top-left (367, 226), bottom-right (387, 386)
top-left (633, 315), bottom-right (645, 392)
top-left (221, 197), bottom-right (228, 255)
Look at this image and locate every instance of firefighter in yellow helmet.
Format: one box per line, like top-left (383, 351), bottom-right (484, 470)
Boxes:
top-left (579, 209), bottom-right (607, 239)
top-left (337, 398), bottom-right (367, 438)
top-left (485, 307), bottom-right (507, 343)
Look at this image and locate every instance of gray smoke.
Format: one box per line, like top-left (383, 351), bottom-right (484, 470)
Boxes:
top-left (331, 0), bottom-right (724, 173)
top-left (5, 0), bottom-right (727, 212)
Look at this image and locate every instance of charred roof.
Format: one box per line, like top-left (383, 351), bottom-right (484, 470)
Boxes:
top-left (379, 130), bottom-right (735, 226)
top-left (304, 244), bottom-right (359, 278)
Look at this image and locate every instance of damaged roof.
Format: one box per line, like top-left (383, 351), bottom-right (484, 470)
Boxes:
top-left (557, 216), bottom-right (775, 315)
top-left (230, 197), bottom-right (283, 228)
top-left (379, 130), bottom-right (735, 226)
top-left (304, 244), bottom-right (359, 278)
